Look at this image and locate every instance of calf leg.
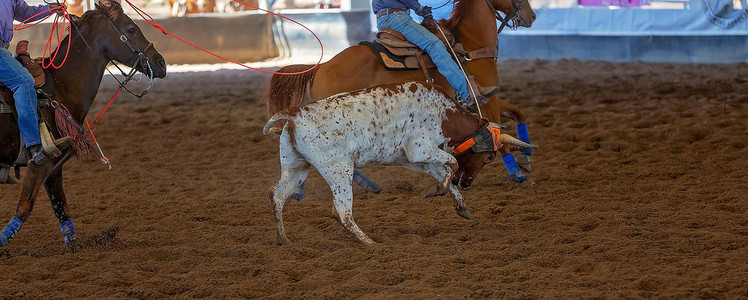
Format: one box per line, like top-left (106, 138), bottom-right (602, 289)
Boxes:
top-left (403, 140), bottom-right (458, 196)
top-left (314, 162), bottom-right (374, 245)
top-left (268, 129), bottom-right (310, 245)
top-left (409, 162), bottom-right (471, 220)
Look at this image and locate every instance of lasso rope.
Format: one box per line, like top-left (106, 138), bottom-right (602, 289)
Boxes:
top-left (14, 0), bottom-right (73, 69)
top-left (121, 0), bottom-right (324, 75)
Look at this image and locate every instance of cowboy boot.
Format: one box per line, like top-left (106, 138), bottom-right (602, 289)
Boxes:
top-left (462, 76), bottom-right (499, 111)
top-left (468, 75), bottom-right (499, 98)
top-left (29, 136), bottom-right (72, 165)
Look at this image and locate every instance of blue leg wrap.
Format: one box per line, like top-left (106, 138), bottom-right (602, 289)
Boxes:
top-left (353, 170), bottom-right (382, 192)
top-left (517, 123), bottom-right (531, 156)
top-left (294, 180), bottom-right (306, 201)
top-left (502, 153), bottom-right (526, 183)
top-left (0, 216), bottom-right (24, 247)
top-left (60, 220), bottom-right (76, 245)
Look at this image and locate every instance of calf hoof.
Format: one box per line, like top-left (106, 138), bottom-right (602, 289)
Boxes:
top-left (421, 184), bottom-right (447, 198)
top-left (276, 235), bottom-right (291, 245)
top-left (455, 205), bottom-right (472, 220)
top-left (517, 154), bottom-right (532, 173)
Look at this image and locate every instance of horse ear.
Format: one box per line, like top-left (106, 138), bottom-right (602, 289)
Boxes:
top-left (95, 0), bottom-right (122, 18)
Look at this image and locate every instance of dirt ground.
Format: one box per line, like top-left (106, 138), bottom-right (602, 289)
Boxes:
top-left (0, 60), bottom-right (746, 298)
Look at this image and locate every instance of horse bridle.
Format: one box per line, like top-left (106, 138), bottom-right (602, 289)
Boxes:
top-left (484, 0), bottom-right (528, 34)
top-left (102, 15), bottom-right (155, 98)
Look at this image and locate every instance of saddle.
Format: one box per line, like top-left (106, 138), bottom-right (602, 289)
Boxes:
top-left (0, 41), bottom-right (54, 108)
top-left (359, 20), bottom-right (499, 82)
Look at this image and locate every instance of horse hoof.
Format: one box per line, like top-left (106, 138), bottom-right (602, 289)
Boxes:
top-left (65, 241), bottom-right (83, 253)
top-left (517, 154), bottom-right (532, 173)
top-left (0, 233), bottom-right (9, 247)
top-left (294, 193), bottom-right (304, 201)
top-left (510, 172), bottom-right (526, 183)
top-left (455, 206), bottom-right (472, 220)
top-left (353, 171), bottom-right (382, 194)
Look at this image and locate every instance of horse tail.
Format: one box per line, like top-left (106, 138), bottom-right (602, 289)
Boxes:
top-left (263, 114), bottom-right (295, 135)
top-left (263, 64), bottom-right (318, 119)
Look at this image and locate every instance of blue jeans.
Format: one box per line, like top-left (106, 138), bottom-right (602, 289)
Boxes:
top-left (0, 47), bottom-right (40, 148)
top-left (377, 11), bottom-right (471, 101)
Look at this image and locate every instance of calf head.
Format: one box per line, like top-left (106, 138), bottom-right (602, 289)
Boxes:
top-left (451, 122), bottom-right (539, 189)
top-left (451, 122), bottom-right (501, 189)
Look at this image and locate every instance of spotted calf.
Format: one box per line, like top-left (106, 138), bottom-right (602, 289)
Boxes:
top-left (263, 82), bottom-right (535, 244)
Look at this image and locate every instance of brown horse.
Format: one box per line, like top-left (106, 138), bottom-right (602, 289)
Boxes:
top-left (264, 0), bottom-right (536, 186)
top-left (0, 0), bottom-right (166, 248)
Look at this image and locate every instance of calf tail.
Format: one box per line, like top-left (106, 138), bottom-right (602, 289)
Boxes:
top-left (263, 114), bottom-right (294, 135)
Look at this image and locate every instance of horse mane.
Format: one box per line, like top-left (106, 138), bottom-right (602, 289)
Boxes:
top-left (443, 0), bottom-right (467, 31)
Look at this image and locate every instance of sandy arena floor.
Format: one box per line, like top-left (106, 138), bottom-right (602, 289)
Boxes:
top-left (0, 60), bottom-right (746, 298)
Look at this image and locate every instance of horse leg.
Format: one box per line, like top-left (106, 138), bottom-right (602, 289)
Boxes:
top-left (0, 162), bottom-right (52, 247)
top-left (500, 146), bottom-right (527, 184)
top-left (352, 170), bottom-right (381, 193)
top-left (482, 97), bottom-right (531, 182)
top-left (495, 97), bottom-right (533, 173)
top-left (44, 167), bottom-right (77, 246)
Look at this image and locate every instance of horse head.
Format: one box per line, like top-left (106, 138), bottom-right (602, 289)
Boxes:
top-left (492, 0), bottom-right (536, 28)
top-left (91, 0), bottom-right (167, 78)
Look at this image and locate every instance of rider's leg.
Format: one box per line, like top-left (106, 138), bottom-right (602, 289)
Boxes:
top-left (0, 48), bottom-right (70, 165)
top-left (376, 12), bottom-right (495, 106)
top-left (0, 48), bottom-right (41, 150)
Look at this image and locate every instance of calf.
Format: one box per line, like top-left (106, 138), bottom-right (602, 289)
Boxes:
top-left (263, 82), bottom-right (536, 244)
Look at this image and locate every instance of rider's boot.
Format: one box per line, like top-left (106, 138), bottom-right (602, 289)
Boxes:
top-left (29, 136), bottom-right (72, 165)
top-left (463, 76), bottom-right (499, 111)
top-left (469, 75), bottom-right (499, 98)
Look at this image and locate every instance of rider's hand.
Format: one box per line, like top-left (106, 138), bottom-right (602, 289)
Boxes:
top-left (417, 6), bottom-right (433, 20)
top-left (48, 3), bottom-right (66, 16)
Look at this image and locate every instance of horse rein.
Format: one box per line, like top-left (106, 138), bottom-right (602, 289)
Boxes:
top-left (484, 0), bottom-right (528, 34)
